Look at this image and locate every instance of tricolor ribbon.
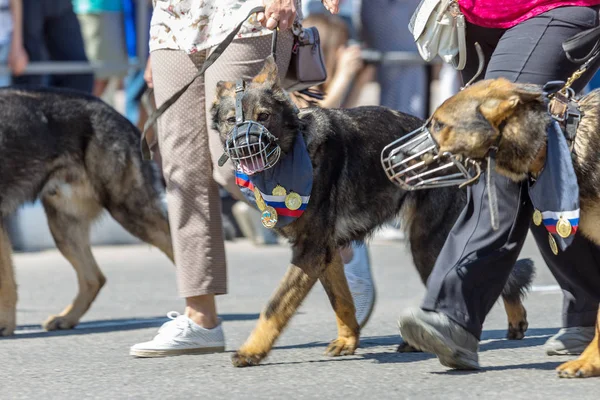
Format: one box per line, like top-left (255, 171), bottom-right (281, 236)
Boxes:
top-left (542, 209), bottom-right (579, 235)
top-left (235, 171), bottom-right (310, 218)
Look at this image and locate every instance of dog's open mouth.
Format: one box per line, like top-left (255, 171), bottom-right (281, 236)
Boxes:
top-left (238, 157), bottom-right (266, 175)
top-left (225, 121), bottom-right (281, 175)
top-left (381, 125), bottom-right (482, 190)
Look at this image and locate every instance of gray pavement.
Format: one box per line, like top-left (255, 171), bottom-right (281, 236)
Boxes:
top-left (1, 234), bottom-right (598, 399)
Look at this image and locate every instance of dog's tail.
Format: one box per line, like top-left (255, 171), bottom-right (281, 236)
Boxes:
top-left (502, 258), bottom-right (535, 302)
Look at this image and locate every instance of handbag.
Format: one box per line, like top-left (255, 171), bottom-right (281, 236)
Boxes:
top-left (282, 23), bottom-right (328, 92)
top-left (409, 0), bottom-right (467, 70)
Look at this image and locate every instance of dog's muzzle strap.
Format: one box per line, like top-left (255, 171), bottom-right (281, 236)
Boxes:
top-left (487, 148), bottom-right (500, 231)
top-left (218, 80), bottom-right (246, 167)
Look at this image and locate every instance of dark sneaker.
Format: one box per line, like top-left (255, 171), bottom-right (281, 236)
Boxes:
top-left (544, 327), bottom-right (596, 356)
top-left (398, 307), bottom-right (480, 370)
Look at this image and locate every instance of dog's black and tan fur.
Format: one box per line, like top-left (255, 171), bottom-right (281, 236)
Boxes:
top-left (211, 57), bottom-right (534, 367)
top-left (413, 77), bottom-right (600, 378)
top-left (0, 87), bottom-right (173, 336)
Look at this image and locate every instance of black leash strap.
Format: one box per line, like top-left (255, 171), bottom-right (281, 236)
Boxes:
top-left (141, 5), bottom-right (267, 160)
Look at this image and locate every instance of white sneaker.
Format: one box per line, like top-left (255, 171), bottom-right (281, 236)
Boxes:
top-left (129, 312), bottom-right (225, 357)
top-left (344, 242), bottom-right (376, 329)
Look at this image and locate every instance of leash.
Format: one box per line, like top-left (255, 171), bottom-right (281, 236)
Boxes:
top-left (141, 5), bottom-right (269, 160)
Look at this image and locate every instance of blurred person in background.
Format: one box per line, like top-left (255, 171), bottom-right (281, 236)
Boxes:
top-left (0, 0), bottom-right (28, 87)
top-left (73, 0), bottom-right (129, 103)
top-left (12, 0), bottom-right (93, 93)
top-left (354, 0), bottom-right (427, 240)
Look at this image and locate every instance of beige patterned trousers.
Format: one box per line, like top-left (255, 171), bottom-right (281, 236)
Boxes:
top-left (151, 31), bottom-right (293, 297)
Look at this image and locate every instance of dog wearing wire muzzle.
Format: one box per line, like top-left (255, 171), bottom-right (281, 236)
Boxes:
top-left (383, 76), bottom-right (600, 378)
top-left (211, 57), bottom-right (535, 367)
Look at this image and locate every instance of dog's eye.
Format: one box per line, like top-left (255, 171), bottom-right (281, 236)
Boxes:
top-left (257, 113), bottom-right (270, 122)
top-left (226, 116), bottom-right (236, 124)
top-left (432, 120), bottom-right (446, 132)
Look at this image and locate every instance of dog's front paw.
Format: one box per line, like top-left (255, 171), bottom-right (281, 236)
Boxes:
top-left (507, 319), bottom-right (528, 340)
top-left (231, 350), bottom-right (265, 367)
top-left (0, 312), bottom-right (16, 336)
top-left (325, 336), bottom-right (358, 357)
top-left (557, 355), bottom-right (600, 378)
top-left (42, 315), bottom-right (78, 331)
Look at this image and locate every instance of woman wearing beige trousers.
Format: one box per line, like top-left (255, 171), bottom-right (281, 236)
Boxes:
top-left (130, 0), bottom-right (374, 357)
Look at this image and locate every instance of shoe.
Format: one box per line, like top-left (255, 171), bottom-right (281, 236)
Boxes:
top-left (398, 307), bottom-right (480, 370)
top-left (544, 326), bottom-right (596, 356)
top-left (344, 241), bottom-right (376, 329)
top-left (130, 312), bottom-right (225, 358)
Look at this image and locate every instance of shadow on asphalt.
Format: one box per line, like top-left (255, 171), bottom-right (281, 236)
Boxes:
top-left (429, 361), bottom-right (563, 375)
top-left (322, 328), bottom-right (559, 365)
top-left (6, 313), bottom-right (260, 339)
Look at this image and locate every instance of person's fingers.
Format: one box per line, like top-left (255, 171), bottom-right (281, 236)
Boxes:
top-left (144, 59), bottom-right (153, 88)
top-left (266, 12), bottom-right (280, 30)
top-left (257, 11), bottom-right (265, 22)
top-left (279, 16), bottom-right (289, 30)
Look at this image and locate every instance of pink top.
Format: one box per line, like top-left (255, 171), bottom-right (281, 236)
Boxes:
top-left (459, 0), bottom-right (600, 29)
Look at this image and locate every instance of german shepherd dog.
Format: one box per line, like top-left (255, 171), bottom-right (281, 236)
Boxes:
top-left (401, 77), bottom-right (600, 378)
top-left (211, 57), bottom-right (534, 367)
top-left (0, 87), bottom-right (173, 336)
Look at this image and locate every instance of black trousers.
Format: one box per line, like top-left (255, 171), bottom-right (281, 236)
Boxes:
top-left (423, 6), bottom-right (600, 339)
top-left (11, 0), bottom-right (93, 93)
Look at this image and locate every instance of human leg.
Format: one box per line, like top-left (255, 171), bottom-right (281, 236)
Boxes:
top-left (43, 0), bottom-right (93, 92)
top-left (130, 49), bottom-right (225, 357)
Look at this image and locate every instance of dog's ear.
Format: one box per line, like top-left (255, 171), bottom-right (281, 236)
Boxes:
top-left (251, 55), bottom-right (280, 89)
top-left (512, 82), bottom-right (544, 102)
top-left (478, 96), bottom-right (520, 126)
top-left (215, 80), bottom-right (235, 100)
top-left (478, 82), bottom-right (543, 126)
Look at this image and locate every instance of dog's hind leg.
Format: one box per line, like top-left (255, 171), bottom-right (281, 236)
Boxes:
top-left (501, 259), bottom-right (534, 340)
top-left (557, 308), bottom-right (600, 378)
top-left (106, 196), bottom-right (173, 263)
top-left (0, 222), bottom-right (17, 336)
top-left (319, 251), bottom-right (360, 356)
top-left (231, 263), bottom-right (319, 367)
top-left (41, 198), bottom-right (106, 331)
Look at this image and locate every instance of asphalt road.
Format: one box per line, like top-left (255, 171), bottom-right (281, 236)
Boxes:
top-left (1, 234), bottom-right (598, 399)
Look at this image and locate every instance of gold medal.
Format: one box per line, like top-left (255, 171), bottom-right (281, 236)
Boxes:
top-left (285, 192), bottom-right (303, 211)
top-left (261, 206), bottom-right (278, 229)
top-left (272, 185), bottom-right (287, 196)
top-left (556, 216), bottom-right (572, 239)
top-left (254, 187), bottom-right (267, 211)
top-left (532, 210), bottom-right (542, 226)
top-left (549, 233), bottom-right (559, 255)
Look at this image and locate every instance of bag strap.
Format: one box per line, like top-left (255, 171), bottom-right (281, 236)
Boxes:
top-left (563, 25), bottom-right (600, 64)
top-left (141, 5), bottom-right (266, 160)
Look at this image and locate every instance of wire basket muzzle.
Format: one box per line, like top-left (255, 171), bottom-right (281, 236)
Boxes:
top-left (225, 121), bottom-right (281, 175)
top-left (380, 125), bottom-right (481, 190)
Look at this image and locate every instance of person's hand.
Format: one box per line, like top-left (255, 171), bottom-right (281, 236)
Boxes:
top-left (336, 45), bottom-right (363, 80)
top-left (257, 0), bottom-right (296, 31)
top-left (8, 42), bottom-right (28, 76)
top-left (322, 0), bottom-right (340, 14)
top-left (144, 56), bottom-right (153, 88)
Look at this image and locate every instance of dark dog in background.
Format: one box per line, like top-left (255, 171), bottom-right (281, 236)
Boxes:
top-left (0, 87), bottom-right (173, 336)
top-left (211, 57), bottom-right (534, 367)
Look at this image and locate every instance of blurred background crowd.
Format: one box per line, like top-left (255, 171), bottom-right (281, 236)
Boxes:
top-left (4, 0), bottom-right (595, 251)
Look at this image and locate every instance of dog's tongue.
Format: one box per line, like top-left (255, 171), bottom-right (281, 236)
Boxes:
top-left (239, 159), bottom-right (265, 175)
